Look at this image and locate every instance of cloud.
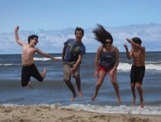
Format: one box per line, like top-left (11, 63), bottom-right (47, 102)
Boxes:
top-left (0, 24), bottom-right (161, 54)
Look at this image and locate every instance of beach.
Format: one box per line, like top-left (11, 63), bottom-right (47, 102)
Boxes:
top-left (0, 105), bottom-right (160, 122)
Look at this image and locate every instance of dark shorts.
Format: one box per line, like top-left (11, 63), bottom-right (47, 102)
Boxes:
top-left (130, 65), bottom-right (145, 84)
top-left (21, 63), bottom-right (43, 87)
top-left (99, 65), bottom-right (113, 72)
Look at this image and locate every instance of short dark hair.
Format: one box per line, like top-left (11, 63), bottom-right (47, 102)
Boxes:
top-left (75, 27), bottom-right (84, 36)
top-left (93, 24), bottom-right (113, 45)
top-left (132, 37), bottom-right (142, 45)
top-left (28, 35), bottom-right (38, 44)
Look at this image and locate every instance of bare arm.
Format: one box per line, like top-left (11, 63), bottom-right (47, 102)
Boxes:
top-left (62, 45), bottom-right (67, 61)
top-left (14, 26), bottom-right (26, 46)
top-left (126, 38), bottom-right (144, 50)
top-left (124, 44), bottom-right (132, 60)
top-left (95, 46), bottom-right (102, 72)
top-left (72, 55), bottom-right (82, 70)
top-left (113, 47), bottom-right (119, 70)
top-left (36, 48), bottom-right (56, 61)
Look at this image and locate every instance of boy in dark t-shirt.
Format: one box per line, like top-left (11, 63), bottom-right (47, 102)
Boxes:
top-left (62, 27), bottom-right (86, 101)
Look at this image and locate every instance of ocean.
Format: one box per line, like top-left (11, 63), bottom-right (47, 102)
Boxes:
top-left (0, 52), bottom-right (161, 115)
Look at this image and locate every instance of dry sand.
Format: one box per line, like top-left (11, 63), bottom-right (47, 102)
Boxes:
top-left (0, 105), bottom-right (160, 122)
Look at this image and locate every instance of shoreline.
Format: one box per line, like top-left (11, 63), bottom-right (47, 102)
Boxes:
top-left (0, 105), bottom-right (161, 122)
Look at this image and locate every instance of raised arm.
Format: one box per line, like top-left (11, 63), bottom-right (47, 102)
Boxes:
top-left (124, 44), bottom-right (132, 60)
top-left (126, 38), bottom-right (143, 49)
top-left (14, 26), bottom-right (25, 46)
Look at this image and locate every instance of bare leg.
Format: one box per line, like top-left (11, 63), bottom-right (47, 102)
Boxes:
top-left (110, 71), bottom-right (121, 105)
top-left (70, 94), bottom-right (77, 102)
top-left (41, 68), bottom-right (47, 79)
top-left (91, 71), bottom-right (106, 101)
top-left (27, 82), bottom-right (34, 89)
top-left (65, 80), bottom-right (77, 102)
top-left (112, 82), bottom-right (121, 105)
top-left (91, 83), bottom-right (102, 101)
top-left (131, 83), bottom-right (136, 106)
top-left (136, 83), bottom-right (144, 108)
top-left (75, 76), bottom-right (83, 97)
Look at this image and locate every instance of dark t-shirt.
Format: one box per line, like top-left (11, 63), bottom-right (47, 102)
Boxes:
top-left (64, 39), bottom-right (86, 62)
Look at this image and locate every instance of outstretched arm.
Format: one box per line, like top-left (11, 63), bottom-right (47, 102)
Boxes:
top-left (14, 26), bottom-right (26, 46)
top-left (36, 48), bottom-right (57, 61)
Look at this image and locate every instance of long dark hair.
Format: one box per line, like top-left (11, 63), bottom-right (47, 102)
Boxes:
top-left (93, 24), bottom-right (113, 44)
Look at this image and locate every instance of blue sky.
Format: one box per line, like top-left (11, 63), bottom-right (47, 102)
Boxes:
top-left (0, 0), bottom-right (161, 54)
top-left (1, 0), bottom-right (161, 32)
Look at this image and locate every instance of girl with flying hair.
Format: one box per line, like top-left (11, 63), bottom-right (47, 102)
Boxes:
top-left (91, 24), bottom-right (121, 104)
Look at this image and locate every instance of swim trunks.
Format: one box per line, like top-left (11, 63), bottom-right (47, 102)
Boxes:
top-left (130, 65), bottom-right (145, 84)
top-left (21, 63), bottom-right (43, 87)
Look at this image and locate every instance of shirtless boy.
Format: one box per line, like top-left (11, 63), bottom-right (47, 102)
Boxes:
top-left (15, 26), bottom-right (57, 89)
top-left (124, 37), bottom-right (145, 108)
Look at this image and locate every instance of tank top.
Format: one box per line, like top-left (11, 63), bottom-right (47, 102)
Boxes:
top-left (99, 47), bottom-right (116, 70)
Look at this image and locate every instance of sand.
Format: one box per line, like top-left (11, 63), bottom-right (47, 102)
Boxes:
top-left (0, 105), bottom-right (160, 122)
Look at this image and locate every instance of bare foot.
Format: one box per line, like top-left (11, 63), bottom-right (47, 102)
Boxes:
top-left (91, 96), bottom-right (96, 101)
top-left (70, 94), bottom-right (77, 102)
top-left (27, 82), bottom-right (34, 89)
top-left (140, 100), bottom-right (144, 108)
top-left (132, 97), bottom-right (136, 106)
top-left (117, 97), bottom-right (121, 105)
top-left (78, 91), bottom-right (83, 97)
top-left (41, 68), bottom-right (47, 78)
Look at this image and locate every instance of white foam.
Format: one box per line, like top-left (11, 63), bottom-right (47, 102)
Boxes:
top-left (33, 56), bottom-right (62, 61)
top-left (0, 63), bottom-right (21, 66)
top-left (118, 62), bottom-right (161, 71)
top-left (60, 104), bottom-right (161, 115)
top-left (2, 104), bottom-right (161, 115)
top-left (33, 57), bottom-right (51, 61)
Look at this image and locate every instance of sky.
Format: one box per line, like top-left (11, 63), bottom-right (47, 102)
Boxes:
top-left (0, 0), bottom-right (161, 54)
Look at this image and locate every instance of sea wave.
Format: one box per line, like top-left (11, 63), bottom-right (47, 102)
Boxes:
top-left (118, 63), bottom-right (161, 71)
top-left (33, 56), bottom-right (62, 61)
top-left (2, 104), bottom-right (161, 115)
top-left (61, 104), bottom-right (161, 115)
top-left (0, 63), bottom-right (21, 66)
top-left (0, 62), bottom-right (160, 71)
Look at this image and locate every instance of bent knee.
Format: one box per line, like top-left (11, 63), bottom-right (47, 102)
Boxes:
top-left (39, 78), bottom-right (44, 82)
top-left (37, 77), bottom-right (44, 82)
top-left (21, 82), bottom-right (28, 87)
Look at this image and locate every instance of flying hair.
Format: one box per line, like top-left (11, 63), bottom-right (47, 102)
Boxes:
top-left (93, 24), bottom-right (113, 44)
